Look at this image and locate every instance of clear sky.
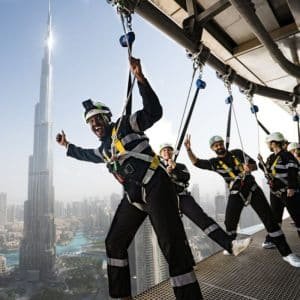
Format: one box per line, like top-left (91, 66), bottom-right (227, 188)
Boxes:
top-left (0, 0), bottom-right (297, 205)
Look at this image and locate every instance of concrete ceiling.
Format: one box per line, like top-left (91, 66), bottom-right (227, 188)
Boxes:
top-left (144, 0), bottom-right (300, 115)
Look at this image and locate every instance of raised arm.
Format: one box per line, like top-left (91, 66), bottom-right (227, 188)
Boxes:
top-left (128, 57), bottom-right (162, 132)
top-left (184, 134), bottom-right (198, 165)
top-left (184, 134), bottom-right (213, 170)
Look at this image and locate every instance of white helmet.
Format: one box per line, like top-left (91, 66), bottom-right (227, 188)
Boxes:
top-left (287, 142), bottom-right (300, 152)
top-left (159, 143), bottom-right (174, 153)
top-left (209, 135), bottom-right (224, 148)
top-left (82, 99), bottom-right (112, 123)
top-left (265, 132), bottom-right (285, 143)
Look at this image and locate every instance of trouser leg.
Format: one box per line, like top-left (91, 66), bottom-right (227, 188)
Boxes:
top-left (224, 194), bottom-right (244, 240)
top-left (250, 187), bottom-right (292, 256)
top-left (265, 193), bottom-right (284, 243)
top-left (283, 192), bottom-right (300, 238)
top-left (146, 170), bottom-right (203, 300)
top-left (105, 196), bottom-right (147, 298)
top-left (180, 194), bottom-right (232, 252)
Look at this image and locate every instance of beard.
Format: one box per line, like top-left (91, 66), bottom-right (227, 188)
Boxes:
top-left (216, 148), bottom-right (226, 155)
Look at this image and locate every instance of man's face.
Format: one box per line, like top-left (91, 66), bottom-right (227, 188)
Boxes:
top-left (160, 147), bottom-right (173, 160)
top-left (211, 141), bottom-right (226, 156)
top-left (268, 142), bottom-right (274, 152)
top-left (87, 114), bottom-right (107, 138)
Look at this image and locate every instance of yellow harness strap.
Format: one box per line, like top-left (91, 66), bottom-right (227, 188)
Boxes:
top-left (219, 155), bottom-right (244, 179)
top-left (112, 127), bottom-right (126, 155)
top-left (271, 156), bottom-right (280, 177)
top-left (149, 154), bottom-right (160, 170)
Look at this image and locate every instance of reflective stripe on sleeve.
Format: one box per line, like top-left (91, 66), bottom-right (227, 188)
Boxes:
top-left (129, 113), bottom-right (141, 132)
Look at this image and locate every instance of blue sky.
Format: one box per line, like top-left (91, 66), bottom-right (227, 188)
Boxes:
top-left (0, 0), bottom-right (297, 204)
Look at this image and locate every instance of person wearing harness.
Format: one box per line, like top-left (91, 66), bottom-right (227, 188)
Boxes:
top-left (260, 133), bottom-right (300, 250)
top-left (287, 142), bottom-right (300, 162)
top-left (56, 58), bottom-right (202, 300)
top-left (159, 143), bottom-right (252, 256)
top-left (184, 134), bottom-right (300, 267)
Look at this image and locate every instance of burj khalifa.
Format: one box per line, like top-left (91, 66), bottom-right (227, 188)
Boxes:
top-left (19, 1), bottom-right (56, 280)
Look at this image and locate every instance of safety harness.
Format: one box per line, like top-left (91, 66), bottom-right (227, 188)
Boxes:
top-left (217, 153), bottom-right (257, 206)
top-left (103, 125), bottom-right (161, 186)
top-left (269, 155), bottom-right (288, 197)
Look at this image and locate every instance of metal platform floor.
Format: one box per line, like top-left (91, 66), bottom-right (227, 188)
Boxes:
top-left (134, 219), bottom-right (300, 300)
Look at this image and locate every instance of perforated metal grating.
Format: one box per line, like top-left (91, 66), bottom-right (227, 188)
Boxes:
top-left (134, 219), bottom-right (300, 300)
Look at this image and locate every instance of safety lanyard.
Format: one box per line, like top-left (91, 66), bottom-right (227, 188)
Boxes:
top-left (218, 68), bottom-right (247, 164)
top-left (218, 154), bottom-right (244, 179)
top-left (243, 85), bottom-right (270, 162)
top-left (111, 1), bottom-right (137, 144)
top-left (174, 50), bottom-right (207, 161)
top-left (291, 105), bottom-right (300, 144)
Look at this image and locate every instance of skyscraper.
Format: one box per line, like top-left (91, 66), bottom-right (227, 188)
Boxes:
top-left (0, 193), bottom-right (7, 226)
top-left (19, 1), bottom-right (56, 280)
top-left (135, 218), bottom-right (168, 294)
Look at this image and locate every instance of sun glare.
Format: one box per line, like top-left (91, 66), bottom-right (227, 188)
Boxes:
top-left (47, 32), bottom-right (54, 50)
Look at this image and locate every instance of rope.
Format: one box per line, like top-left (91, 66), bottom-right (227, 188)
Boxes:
top-left (231, 102), bottom-right (247, 163)
top-left (291, 106), bottom-right (300, 143)
top-left (120, 13), bottom-right (133, 58)
top-left (174, 54), bottom-right (205, 161)
top-left (114, 8), bottom-right (136, 135)
top-left (223, 76), bottom-right (247, 163)
top-left (175, 67), bottom-right (197, 148)
top-left (223, 76), bottom-right (233, 151)
top-left (245, 91), bottom-right (261, 154)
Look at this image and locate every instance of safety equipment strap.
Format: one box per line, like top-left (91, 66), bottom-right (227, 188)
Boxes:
top-left (243, 84), bottom-right (270, 158)
top-left (218, 154), bottom-right (244, 180)
top-left (174, 51), bottom-right (207, 161)
top-left (112, 2), bottom-right (137, 141)
top-left (119, 11), bottom-right (134, 116)
top-left (271, 156), bottom-right (280, 177)
top-left (290, 104), bottom-right (300, 144)
top-left (221, 69), bottom-right (248, 164)
top-left (108, 126), bottom-right (161, 186)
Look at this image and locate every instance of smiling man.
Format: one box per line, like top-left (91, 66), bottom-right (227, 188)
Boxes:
top-left (56, 58), bottom-right (202, 300)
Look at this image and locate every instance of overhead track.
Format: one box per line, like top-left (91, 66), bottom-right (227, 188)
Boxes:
top-left (122, 0), bottom-right (299, 103)
top-left (229, 0), bottom-right (300, 79)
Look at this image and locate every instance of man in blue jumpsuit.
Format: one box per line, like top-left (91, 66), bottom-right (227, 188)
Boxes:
top-left (56, 58), bottom-right (202, 300)
top-left (184, 134), bottom-right (300, 267)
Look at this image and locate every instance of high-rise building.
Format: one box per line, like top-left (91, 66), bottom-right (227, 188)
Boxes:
top-left (19, 1), bottom-right (56, 280)
top-left (0, 256), bottom-right (6, 273)
top-left (215, 193), bottom-right (226, 223)
top-left (7, 204), bottom-right (16, 223)
top-left (135, 218), bottom-right (168, 294)
top-left (0, 193), bottom-right (7, 226)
